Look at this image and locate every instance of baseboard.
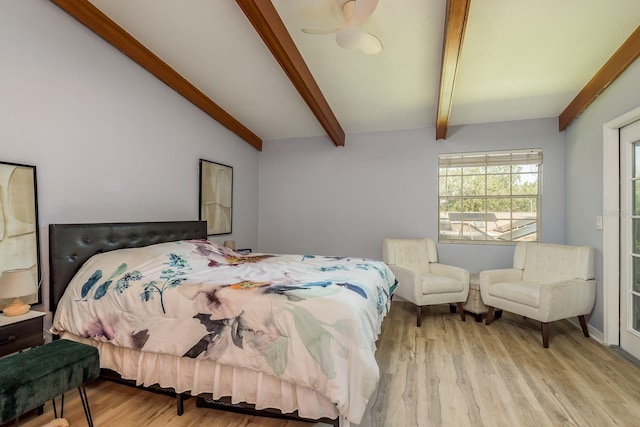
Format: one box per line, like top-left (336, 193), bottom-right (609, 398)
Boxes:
top-left (613, 346), bottom-right (640, 367)
top-left (567, 317), bottom-right (604, 344)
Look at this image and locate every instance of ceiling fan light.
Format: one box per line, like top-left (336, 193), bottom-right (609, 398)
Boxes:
top-left (360, 33), bottom-right (383, 55)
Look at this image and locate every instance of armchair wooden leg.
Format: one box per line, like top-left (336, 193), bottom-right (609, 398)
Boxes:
top-left (416, 305), bottom-right (422, 327)
top-left (541, 322), bottom-right (549, 348)
top-left (456, 302), bottom-right (466, 321)
top-left (485, 307), bottom-right (495, 325)
top-left (578, 315), bottom-right (590, 337)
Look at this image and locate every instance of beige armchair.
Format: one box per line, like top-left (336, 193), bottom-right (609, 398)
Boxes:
top-left (382, 238), bottom-right (470, 326)
top-left (480, 242), bottom-right (596, 348)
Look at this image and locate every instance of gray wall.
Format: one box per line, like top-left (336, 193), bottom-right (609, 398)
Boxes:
top-left (565, 57), bottom-right (640, 332)
top-left (259, 118), bottom-right (565, 274)
top-left (1, 0), bottom-right (260, 312)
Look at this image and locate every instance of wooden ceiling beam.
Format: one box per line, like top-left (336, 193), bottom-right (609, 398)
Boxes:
top-left (236, 0), bottom-right (345, 147)
top-left (50, 0), bottom-right (262, 151)
top-left (436, 0), bottom-right (471, 141)
top-left (559, 25), bottom-right (640, 131)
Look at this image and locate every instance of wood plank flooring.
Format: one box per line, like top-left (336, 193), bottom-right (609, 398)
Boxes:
top-left (9, 301), bottom-right (640, 427)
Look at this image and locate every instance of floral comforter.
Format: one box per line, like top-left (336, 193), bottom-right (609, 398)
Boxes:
top-left (52, 240), bottom-right (396, 423)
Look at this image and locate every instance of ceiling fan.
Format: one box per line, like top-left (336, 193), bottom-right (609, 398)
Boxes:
top-left (302, 0), bottom-right (383, 55)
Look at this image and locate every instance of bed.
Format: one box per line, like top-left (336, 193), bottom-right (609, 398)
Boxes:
top-left (49, 221), bottom-right (396, 426)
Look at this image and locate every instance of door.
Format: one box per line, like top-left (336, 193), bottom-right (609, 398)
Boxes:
top-left (620, 119), bottom-right (640, 359)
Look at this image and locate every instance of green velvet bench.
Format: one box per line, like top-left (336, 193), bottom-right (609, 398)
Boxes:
top-left (0, 339), bottom-right (100, 426)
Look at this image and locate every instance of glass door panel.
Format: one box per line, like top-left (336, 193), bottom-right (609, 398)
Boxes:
top-left (620, 120), bottom-right (640, 359)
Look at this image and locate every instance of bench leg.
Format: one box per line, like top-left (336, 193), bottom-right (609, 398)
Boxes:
top-left (52, 393), bottom-right (65, 419)
top-left (51, 388), bottom-right (93, 427)
top-left (78, 385), bottom-right (94, 427)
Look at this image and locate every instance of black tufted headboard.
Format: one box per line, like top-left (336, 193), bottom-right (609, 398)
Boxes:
top-left (49, 221), bottom-right (207, 312)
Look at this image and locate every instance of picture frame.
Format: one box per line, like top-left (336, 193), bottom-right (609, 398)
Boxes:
top-left (0, 161), bottom-right (41, 308)
top-left (199, 159), bottom-right (233, 235)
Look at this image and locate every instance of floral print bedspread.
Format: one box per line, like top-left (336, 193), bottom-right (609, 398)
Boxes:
top-left (52, 240), bottom-right (396, 423)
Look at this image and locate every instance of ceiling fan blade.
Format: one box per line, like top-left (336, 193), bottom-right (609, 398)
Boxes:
top-left (302, 28), bottom-right (339, 35)
top-left (348, 0), bottom-right (379, 26)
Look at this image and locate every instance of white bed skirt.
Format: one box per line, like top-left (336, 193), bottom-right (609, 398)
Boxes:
top-left (60, 332), bottom-right (343, 423)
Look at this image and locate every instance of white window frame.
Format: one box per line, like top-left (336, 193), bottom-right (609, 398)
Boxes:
top-left (438, 149), bottom-right (542, 245)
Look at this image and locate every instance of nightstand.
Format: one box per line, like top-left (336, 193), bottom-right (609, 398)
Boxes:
top-left (0, 311), bottom-right (45, 358)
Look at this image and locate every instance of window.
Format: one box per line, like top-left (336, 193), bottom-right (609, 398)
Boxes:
top-left (438, 149), bottom-right (542, 244)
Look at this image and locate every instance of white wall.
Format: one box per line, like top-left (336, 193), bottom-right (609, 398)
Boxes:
top-left (1, 0), bottom-right (260, 312)
top-left (259, 118), bottom-right (565, 273)
top-left (565, 58), bottom-right (640, 333)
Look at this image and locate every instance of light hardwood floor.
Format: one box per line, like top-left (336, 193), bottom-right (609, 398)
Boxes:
top-left (10, 301), bottom-right (640, 427)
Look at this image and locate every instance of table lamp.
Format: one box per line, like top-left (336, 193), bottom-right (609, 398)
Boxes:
top-left (0, 269), bottom-right (38, 316)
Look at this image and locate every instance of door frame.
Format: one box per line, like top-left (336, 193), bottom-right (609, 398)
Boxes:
top-left (603, 106), bottom-right (640, 346)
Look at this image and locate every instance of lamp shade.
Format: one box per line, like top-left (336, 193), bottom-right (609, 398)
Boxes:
top-left (0, 269), bottom-right (37, 299)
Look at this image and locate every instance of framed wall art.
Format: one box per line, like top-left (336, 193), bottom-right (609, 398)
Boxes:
top-left (199, 159), bottom-right (233, 235)
top-left (0, 161), bottom-right (41, 308)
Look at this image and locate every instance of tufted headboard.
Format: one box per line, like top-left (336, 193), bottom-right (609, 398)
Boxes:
top-left (48, 221), bottom-right (207, 312)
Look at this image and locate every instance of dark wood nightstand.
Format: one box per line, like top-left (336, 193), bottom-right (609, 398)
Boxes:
top-left (0, 311), bottom-right (45, 358)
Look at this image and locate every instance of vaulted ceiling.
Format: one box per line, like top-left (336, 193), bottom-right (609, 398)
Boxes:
top-left (51, 0), bottom-right (640, 150)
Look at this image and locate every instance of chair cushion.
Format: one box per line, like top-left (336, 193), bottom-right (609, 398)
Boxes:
top-left (487, 281), bottom-right (540, 308)
top-left (421, 274), bottom-right (464, 294)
